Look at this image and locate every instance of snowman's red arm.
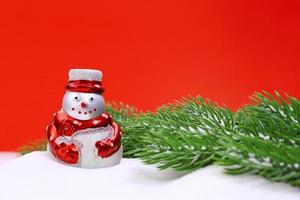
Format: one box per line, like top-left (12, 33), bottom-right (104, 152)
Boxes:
top-left (46, 112), bottom-right (79, 164)
top-left (46, 115), bottom-right (79, 164)
top-left (95, 121), bottom-right (122, 158)
top-left (46, 122), bottom-right (59, 143)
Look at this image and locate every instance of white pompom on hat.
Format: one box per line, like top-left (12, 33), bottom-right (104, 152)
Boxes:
top-left (69, 69), bottom-right (103, 81)
top-left (66, 69), bottom-right (104, 94)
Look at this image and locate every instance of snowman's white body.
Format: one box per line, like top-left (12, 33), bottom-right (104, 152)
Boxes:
top-left (72, 126), bottom-right (122, 168)
top-left (48, 69), bottom-right (122, 168)
top-left (50, 126), bottom-right (122, 168)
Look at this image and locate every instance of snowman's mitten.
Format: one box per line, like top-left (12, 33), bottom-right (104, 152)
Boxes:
top-left (47, 122), bottom-right (79, 164)
top-left (54, 142), bottom-right (79, 164)
top-left (95, 122), bottom-right (121, 158)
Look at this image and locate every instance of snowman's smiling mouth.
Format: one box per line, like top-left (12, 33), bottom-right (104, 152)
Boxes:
top-left (72, 107), bottom-right (97, 115)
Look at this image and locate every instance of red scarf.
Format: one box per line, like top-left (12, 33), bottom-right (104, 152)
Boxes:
top-left (53, 111), bottom-right (112, 136)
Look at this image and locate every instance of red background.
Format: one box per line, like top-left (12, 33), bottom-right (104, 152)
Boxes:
top-left (0, 0), bottom-right (299, 150)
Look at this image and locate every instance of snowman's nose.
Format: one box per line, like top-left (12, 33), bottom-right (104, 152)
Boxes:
top-left (81, 102), bottom-right (87, 109)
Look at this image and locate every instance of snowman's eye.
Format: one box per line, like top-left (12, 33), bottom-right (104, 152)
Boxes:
top-left (90, 97), bottom-right (94, 101)
top-left (74, 96), bottom-right (79, 100)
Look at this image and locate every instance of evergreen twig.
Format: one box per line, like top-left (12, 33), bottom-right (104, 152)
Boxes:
top-left (18, 92), bottom-right (300, 186)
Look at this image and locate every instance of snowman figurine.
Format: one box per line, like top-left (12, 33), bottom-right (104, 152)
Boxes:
top-left (46, 69), bottom-right (122, 168)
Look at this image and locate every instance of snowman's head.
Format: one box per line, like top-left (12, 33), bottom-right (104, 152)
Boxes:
top-left (62, 91), bottom-right (105, 120)
top-left (63, 69), bottom-right (105, 120)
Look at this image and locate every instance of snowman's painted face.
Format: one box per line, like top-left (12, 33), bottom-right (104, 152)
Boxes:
top-left (62, 91), bottom-right (105, 120)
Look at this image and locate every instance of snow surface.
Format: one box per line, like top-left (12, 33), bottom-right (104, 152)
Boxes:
top-left (0, 152), bottom-right (299, 200)
top-left (0, 152), bottom-right (19, 165)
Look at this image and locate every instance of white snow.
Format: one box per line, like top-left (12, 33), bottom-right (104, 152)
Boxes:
top-left (0, 152), bottom-right (19, 165)
top-left (197, 126), bottom-right (206, 134)
top-left (0, 152), bottom-right (299, 200)
top-left (291, 117), bottom-right (298, 123)
top-left (279, 110), bottom-right (287, 118)
top-left (188, 126), bottom-right (197, 133)
top-left (258, 133), bottom-right (270, 140)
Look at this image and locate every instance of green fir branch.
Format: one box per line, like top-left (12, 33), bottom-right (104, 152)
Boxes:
top-left (18, 139), bottom-right (47, 155)
top-left (18, 92), bottom-right (300, 186)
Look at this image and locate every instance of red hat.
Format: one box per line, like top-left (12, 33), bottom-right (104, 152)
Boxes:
top-left (66, 69), bottom-right (104, 94)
